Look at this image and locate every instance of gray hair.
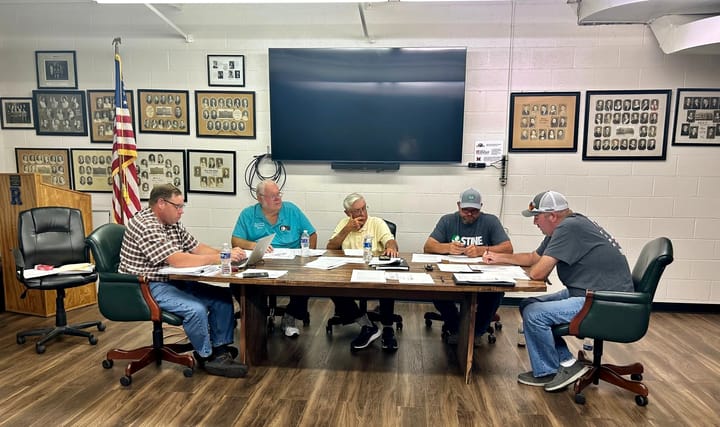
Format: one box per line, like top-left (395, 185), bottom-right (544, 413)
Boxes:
top-left (343, 193), bottom-right (365, 210)
top-left (256, 179), bottom-right (278, 196)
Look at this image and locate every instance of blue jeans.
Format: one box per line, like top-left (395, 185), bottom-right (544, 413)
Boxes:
top-left (521, 289), bottom-right (585, 377)
top-left (149, 280), bottom-right (236, 358)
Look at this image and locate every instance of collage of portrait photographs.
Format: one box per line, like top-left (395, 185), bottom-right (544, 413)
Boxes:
top-left (518, 102), bottom-right (570, 142)
top-left (137, 150), bottom-right (185, 199)
top-left (588, 96), bottom-right (664, 153)
top-left (674, 91), bottom-right (720, 145)
top-left (15, 148), bottom-right (71, 188)
top-left (70, 149), bottom-right (113, 192)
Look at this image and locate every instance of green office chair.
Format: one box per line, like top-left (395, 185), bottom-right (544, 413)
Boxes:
top-left (86, 223), bottom-right (195, 386)
top-left (552, 237), bottom-right (674, 406)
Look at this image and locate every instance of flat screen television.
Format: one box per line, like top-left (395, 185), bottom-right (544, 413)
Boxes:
top-left (268, 47), bottom-right (466, 169)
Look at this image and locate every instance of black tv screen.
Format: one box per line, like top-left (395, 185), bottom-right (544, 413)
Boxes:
top-left (268, 47), bottom-right (466, 165)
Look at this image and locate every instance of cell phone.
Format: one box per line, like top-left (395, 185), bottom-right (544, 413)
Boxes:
top-left (379, 255), bottom-right (391, 261)
top-left (242, 272), bottom-right (269, 278)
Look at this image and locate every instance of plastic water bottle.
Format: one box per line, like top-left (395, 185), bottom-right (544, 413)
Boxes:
top-left (300, 230), bottom-right (310, 257)
top-left (363, 235), bottom-right (373, 264)
top-left (220, 243), bottom-right (232, 276)
top-left (583, 337), bottom-right (594, 352)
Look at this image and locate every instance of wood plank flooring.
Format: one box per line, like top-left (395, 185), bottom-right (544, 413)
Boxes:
top-left (0, 299), bottom-right (718, 427)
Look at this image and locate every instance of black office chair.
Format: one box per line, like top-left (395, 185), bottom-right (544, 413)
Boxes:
top-left (424, 311), bottom-right (502, 344)
top-left (326, 219), bottom-right (403, 334)
top-left (13, 207), bottom-right (104, 354)
top-left (551, 237), bottom-right (673, 406)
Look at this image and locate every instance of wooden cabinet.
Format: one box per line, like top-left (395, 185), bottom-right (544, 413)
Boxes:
top-left (0, 173), bottom-right (97, 317)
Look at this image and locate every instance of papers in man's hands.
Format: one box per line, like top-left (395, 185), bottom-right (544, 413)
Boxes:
top-left (158, 264), bottom-right (221, 277)
top-left (22, 263), bottom-right (95, 279)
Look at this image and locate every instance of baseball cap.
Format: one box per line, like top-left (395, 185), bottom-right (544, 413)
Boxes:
top-left (521, 191), bottom-right (569, 217)
top-left (459, 188), bottom-right (483, 210)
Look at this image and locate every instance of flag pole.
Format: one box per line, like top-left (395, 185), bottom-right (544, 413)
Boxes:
top-left (112, 37), bottom-right (125, 224)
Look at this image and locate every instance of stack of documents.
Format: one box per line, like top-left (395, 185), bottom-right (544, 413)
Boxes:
top-left (158, 265), bottom-right (221, 276)
top-left (23, 263), bottom-right (95, 279)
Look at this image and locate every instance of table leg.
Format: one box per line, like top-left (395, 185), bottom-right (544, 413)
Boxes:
top-left (458, 292), bottom-right (478, 384)
top-left (231, 285), bottom-right (268, 365)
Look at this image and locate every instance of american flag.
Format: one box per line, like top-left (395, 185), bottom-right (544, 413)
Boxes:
top-left (111, 48), bottom-right (141, 224)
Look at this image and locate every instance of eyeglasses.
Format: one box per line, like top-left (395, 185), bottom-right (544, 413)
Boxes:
top-left (259, 192), bottom-right (283, 200)
top-left (348, 205), bottom-right (368, 216)
top-left (163, 199), bottom-right (185, 210)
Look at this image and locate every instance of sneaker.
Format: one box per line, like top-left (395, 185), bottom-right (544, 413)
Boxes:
top-left (544, 361), bottom-right (590, 392)
top-left (281, 314), bottom-right (300, 338)
top-left (381, 327), bottom-right (398, 353)
top-left (517, 371), bottom-right (555, 387)
top-left (193, 345), bottom-right (238, 368)
top-left (203, 352), bottom-right (248, 378)
top-left (351, 325), bottom-right (381, 351)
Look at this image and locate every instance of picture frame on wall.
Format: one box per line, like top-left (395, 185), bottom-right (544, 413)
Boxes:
top-left (15, 148), bottom-right (71, 188)
top-left (32, 90), bottom-right (88, 136)
top-left (70, 148), bottom-right (113, 192)
top-left (672, 88), bottom-right (720, 147)
top-left (508, 92), bottom-right (580, 153)
top-left (187, 150), bottom-right (236, 195)
top-left (1, 97), bottom-right (35, 129)
top-left (583, 89), bottom-right (672, 161)
top-left (137, 89), bottom-right (190, 135)
top-left (35, 50), bottom-right (78, 89)
top-left (195, 90), bottom-right (256, 139)
top-left (137, 149), bottom-right (186, 199)
top-left (207, 55), bottom-right (245, 87)
top-left (87, 89), bottom-right (135, 143)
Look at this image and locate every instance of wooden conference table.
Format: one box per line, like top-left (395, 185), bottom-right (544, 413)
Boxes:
top-left (172, 251), bottom-right (545, 383)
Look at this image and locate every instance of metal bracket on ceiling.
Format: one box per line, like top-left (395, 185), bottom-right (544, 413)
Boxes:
top-left (357, 3), bottom-right (375, 43)
top-left (144, 3), bottom-right (194, 43)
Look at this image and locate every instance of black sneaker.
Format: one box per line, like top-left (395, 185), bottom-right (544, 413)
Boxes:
top-left (350, 325), bottom-right (381, 352)
top-left (381, 327), bottom-right (398, 353)
top-left (195, 345), bottom-right (239, 368)
top-left (517, 371), bottom-right (555, 387)
top-left (544, 361), bottom-right (590, 392)
top-left (203, 352), bottom-right (248, 378)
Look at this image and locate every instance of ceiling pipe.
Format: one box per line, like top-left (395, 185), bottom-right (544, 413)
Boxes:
top-left (144, 3), bottom-right (194, 42)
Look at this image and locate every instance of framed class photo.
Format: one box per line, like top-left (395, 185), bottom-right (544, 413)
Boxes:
top-left (137, 89), bottom-right (190, 135)
top-left (35, 50), bottom-right (78, 89)
top-left (187, 150), bottom-right (236, 195)
top-left (70, 148), bottom-right (114, 192)
top-left (195, 91), bottom-right (256, 139)
top-left (583, 89), bottom-right (671, 161)
top-left (207, 55), bottom-right (245, 87)
top-left (137, 149), bottom-right (186, 199)
top-left (1, 97), bottom-right (35, 129)
top-left (15, 148), bottom-right (71, 188)
top-left (508, 92), bottom-right (580, 153)
top-left (87, 89), bottom-right (135, 143)
top-left (32, 90), bottom-right (88, 136)
top-left (672, 88), bottom-right (720, 146)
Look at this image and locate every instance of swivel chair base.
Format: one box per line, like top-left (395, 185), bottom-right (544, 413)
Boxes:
top-left (572, 344), bottom-right (649, 406)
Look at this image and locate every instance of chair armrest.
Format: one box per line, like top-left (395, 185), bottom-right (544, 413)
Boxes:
top-left (97, 273), bottom-right (161, 322)
top-left (13, 248), bottom-right (26, 281)
top-left (569, 290), bottom-right (653, 343)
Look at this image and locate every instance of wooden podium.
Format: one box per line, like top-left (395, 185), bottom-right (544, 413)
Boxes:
top-left (0, 173), bottom-right (97, 317)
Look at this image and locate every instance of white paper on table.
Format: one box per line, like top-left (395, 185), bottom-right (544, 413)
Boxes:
top-left (351, 269), bottom-right (386, 283)
top-left (158, 264), bottom-right (221, 276)
top-left (411, 253), bottom-right (443, 263)
top-left (304, 258), bottom-right (348, 270)
top-left (385, 272), bottom-right (435, 284)
top-left (263, 249), bottom-right (296, 259)
top-left (343, 248), bottom-right (363, 257)
top-left (474, 265), bottom-right (530, 279)
top-left (321, 256), bottom-right (365, 264)
top-left (235, 269), bottom-right (287, 279)
top-left (437, 264), bottom-right (472, 273)
top-left (444, 255), bottom-right (484, 264)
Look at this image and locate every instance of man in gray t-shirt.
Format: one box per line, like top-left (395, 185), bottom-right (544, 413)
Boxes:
top-left (484, 190), bottom-right (632, 392)
top-left (424, 188), bottom-right (513, 342)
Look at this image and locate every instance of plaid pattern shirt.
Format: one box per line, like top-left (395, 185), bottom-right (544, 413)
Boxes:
top-left (118, 207), bottom-right (199, 282)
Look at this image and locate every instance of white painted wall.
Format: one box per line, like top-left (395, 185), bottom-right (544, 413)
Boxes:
top-left (1, 2), bottom-right (718, 304)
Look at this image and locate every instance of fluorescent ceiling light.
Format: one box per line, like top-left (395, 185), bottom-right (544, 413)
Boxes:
top-left (94, 1), bottom-right (387, 3)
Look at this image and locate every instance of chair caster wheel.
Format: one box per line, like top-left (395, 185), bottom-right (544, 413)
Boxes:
top-left (488, 334), bottom-right (496, 344)
top-left (495, 321), bottom-right (502, 331)
top-left (102, 359), bottom-right (113, 369)
top-left (631, 373), bottom-right (643, 381)
top-left (17, 336), bottom-right (26, 345)
top-left (574, 393), bottom-right (586, 405)
top-left (397, 322), bottom-right (403, 331)
top-left (183, 368), bottom-right (194, 378)
top-left (89, 335), bottom-right (98, 345)
top-left (425, 319), bottom-right (432, 328)
top-left (120, 375), bottom-right (132, 386)
top-left (36, 344), bottom-right (46, 354)
top-left (97, 323), bottom-right (107, 332)
top-left (326, 326), bottom-right (333, 335)
top-left (635, 395), bottom-right (648, 406)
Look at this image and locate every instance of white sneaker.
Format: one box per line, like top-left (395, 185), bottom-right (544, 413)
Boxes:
top-left (281, 315), bottom-right (300, 338)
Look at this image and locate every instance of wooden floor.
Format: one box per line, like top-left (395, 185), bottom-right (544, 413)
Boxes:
top-left (0, 299), bottom-right (718, 427)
